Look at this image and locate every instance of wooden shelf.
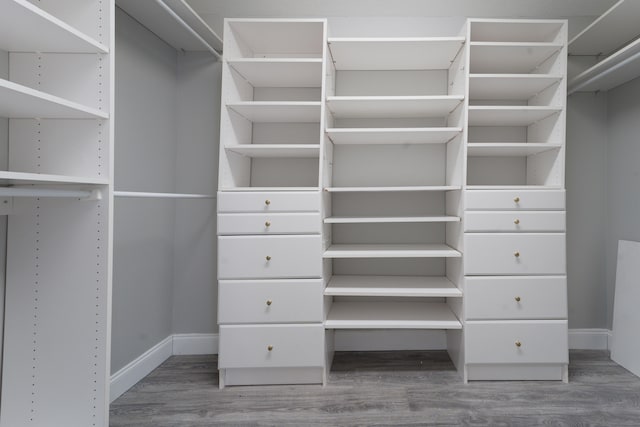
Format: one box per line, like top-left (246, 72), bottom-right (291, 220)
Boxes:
top-left (324, 185), bottom-right (461, 193)
top-left (470, 20), bottom-right (564, 43)
top-left (469, 74), bottom-right (563, 100)
top-left (0, 171), bottom-right (108, 186)
top-left (327, 37), bottom-right (464, 70)
top-left (219, 187), bottom-right (319, 192)
top-left (470, 42), bottom-right (563, 74)
top-left (0, 0), bottom-right (108, 53)
top-left (323, 243), bottom-right (461, 258)
top-left (466, 185), bottom-right (563, 190)
top-left (467, 143), bottom-right (562, 157)
top-left (468, 106), bottom-right (562, 126)
top-left (568, 38), bottom-right (640, 94)
top-left (569, 0), bottom-right (640, 56)
top-left (227, 58), bottom-right (322, 87)
top-left (227, 102), bottom-right (321, 123)
top-left (226, 144), bottom-right (320, 158)
top-left (325, 301), bottom-right (462, 329)
top-left (0, 79), bottom-right (108, 119)
top-left (324, 215), bottom-right (459, 224)
top-left (227, 19), bottom-right (324, 58)
top-left (325, 275), bottom-right (462, 297)
top-left (326, 96), bottom-right (463, 119)
top-left (326, 127), bottom-right (461, 145)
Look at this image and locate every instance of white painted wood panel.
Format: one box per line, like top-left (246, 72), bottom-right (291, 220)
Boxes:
top-left (218, 235), bottom-right (322, 279)
top-left (218, 213), bottom-right (321, 235)
top-left (464, 211), bottom-right (565, 232)
top-left (225, 144), bottom-right (320, 158)
top-left (464, 233), bottom-right (566, 275)
top-left (470, 20), bottom-right (564, 43)
top-left (468, 106), bottom-right (562, 126)
top-left (467, 143), bottom-right (562, 157)
top-left (324, 243), bottom-right (461, 259)
top-left (325, 301), bottom-right (461, 329)
top-left (226, 20), bottom-right (325, 58)
top-left (227, 102), bottom-right (321, 123)
top-left (218, 280), bottom-right (323, 323)
top-left (217, 191), bottom-right (320, 212)
top-left (465, 189), bottom-right (565, 210)
top-left (218, 324), bottom-right (324, 368)
top-left (465, 320), bottom-right (568, 364)
top-left (465, 276), bottom-right (567, 319)
top-left (469, 74), bottom-right (563, 101)
top-left (227, 59), bottom-right (322, 87)
top-left (327, 96), bottom-right (463, 119)
top-left (470, 43), bottom-right (563, 74)
top-left (326, 127), bottom-right (461, 145)
top-left (325, 275), bottom-right (462, 297)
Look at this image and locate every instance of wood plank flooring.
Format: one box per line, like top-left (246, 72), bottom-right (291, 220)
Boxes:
top-left (110, 350), bottom-right (640, 426)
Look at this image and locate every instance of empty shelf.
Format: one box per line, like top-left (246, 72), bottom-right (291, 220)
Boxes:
top-left (325, 275), bottom-right (462, 297)
top-left (0, 0), bottom-right (108, 53)
top-left (569, 0), bottom-right (640, 56)
top-left (0, 79), bottom-right (108, 119)
top-left (323, 244), bottom-right (461, 258)
top-left (470, 20), bottom-right (564, 43)
top-left (324, 215), bottom-right (459, 224)
top-left (0, 171), bottom-right (108, 186)
top-left (469, 74), bottom-right (563, 100)
top-left (470, 42), bottom-right (563, 74)
top-left (326, 127), bottom-right (461, 145)
top-left (226, 144), bottom-right (320, 158)
top-left (326, 96), bottom-right (463, 119)
top-left (325, 301), bottom-right (462, 329)
top-left (227, 58), bottom-right (322, 87)
top-left (568, 38), bottom-right (640, 94)
top-left (467, 143), bottom-right (562, 156)
top-left (468, 106), bottom-right (562, 126)
top-left (227, 20), bottom-right (324, 57)
top-left (227, 102), bottom-right (321, 123)
top-left (466, 185), bottom-right (563, 190)
top-left (324, 186), bottom-right (460, 193)
top-left (219, 187), bottom-right (319, 192)
top-left (327, 37), bottom-right (465, 70)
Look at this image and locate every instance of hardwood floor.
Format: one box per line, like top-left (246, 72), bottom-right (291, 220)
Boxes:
top-left (110, 350), bottom-right (640, 426)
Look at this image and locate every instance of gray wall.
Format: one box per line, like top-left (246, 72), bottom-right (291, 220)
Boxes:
top-left (172, 53), bottom-right (220, 334)
top-left (112, 8), bottom-right (178, 373)
top-left (566, 93), bottom-right (608, 328)
top-left (605, 77), bottom-right (640, 328)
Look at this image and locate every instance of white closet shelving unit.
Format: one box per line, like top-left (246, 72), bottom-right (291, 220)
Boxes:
top-left (463, 19), bottom-right (568, 382)
top-left (0, 0), bottom-right (114, 425)
top-left (321, 31), bottom-right (466, 353)
top-left (567, 0), bottom-right (640, 94)
top-left (217, 18), bottom-right (327, 388)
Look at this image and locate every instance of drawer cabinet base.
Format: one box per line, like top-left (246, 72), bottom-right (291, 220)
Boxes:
top-left (220, 367), bottom-right (324, 388)
top-left (466, 364), bottom-right (568, 382)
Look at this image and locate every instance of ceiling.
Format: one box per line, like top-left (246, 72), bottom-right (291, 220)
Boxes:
top-left (188, 0), bottom-right (617, 36)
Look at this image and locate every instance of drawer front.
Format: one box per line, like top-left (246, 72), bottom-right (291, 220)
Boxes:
top-left (218, 235), bottom-right (322, 279)
top-left (218, 213), bottom-right (321, 235)
top-left (218, 280), bottom-right (323, 323)
top-left (219, 324), bottom-right (324, 368)
top-left (465, 234), bottom-right (566, 275)
top-left (218, 191), bottom-right (320, 213)
top-left (465, 276), bottom-right (567, 320)
top-left (465, 211), bottom-right (565, 232)
top-left (466, 190), bottom-right (565, 211)
top-left (466, 321), bottom-right (568, 364)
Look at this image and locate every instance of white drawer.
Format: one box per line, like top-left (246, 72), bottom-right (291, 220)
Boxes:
top-left (218, 324), bottom-right (324, 368)
top-left (218, 280), bottom-right (323, 323)
top-left (465, 276), bottom-right (567, 320)
top-left (218, 213), bottom-right (321, 235)
top-left (218, 235), bottom-right (322, 279)
top-left (218, 191), bottom-right (320, 213)
top-left (465, 233), bottom-right (566, 275)
top-left (465, 211), bottom-right (565, 232)
top-left (466, 190), bottom-right (565, 210)
top-left (466, 320), bottom-right (568, 364)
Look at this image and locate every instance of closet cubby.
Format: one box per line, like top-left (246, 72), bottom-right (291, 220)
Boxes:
top-left (1, 0), bottom-right (113, 425)
top-left (219, 19), bottom-right (325, 191)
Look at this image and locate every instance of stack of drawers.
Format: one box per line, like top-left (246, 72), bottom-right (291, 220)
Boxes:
top-left (463, 190), bottom-right (569, 381)
top-left (217, 192), bottom-right (325, 387)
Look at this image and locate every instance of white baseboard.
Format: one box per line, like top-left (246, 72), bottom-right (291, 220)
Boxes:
top-left (568, 328), bottom-right (611, 350)
top-left (109, 335), bottom-right (173, 403)
top-left (173, 333), bottom-right (219, 355)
